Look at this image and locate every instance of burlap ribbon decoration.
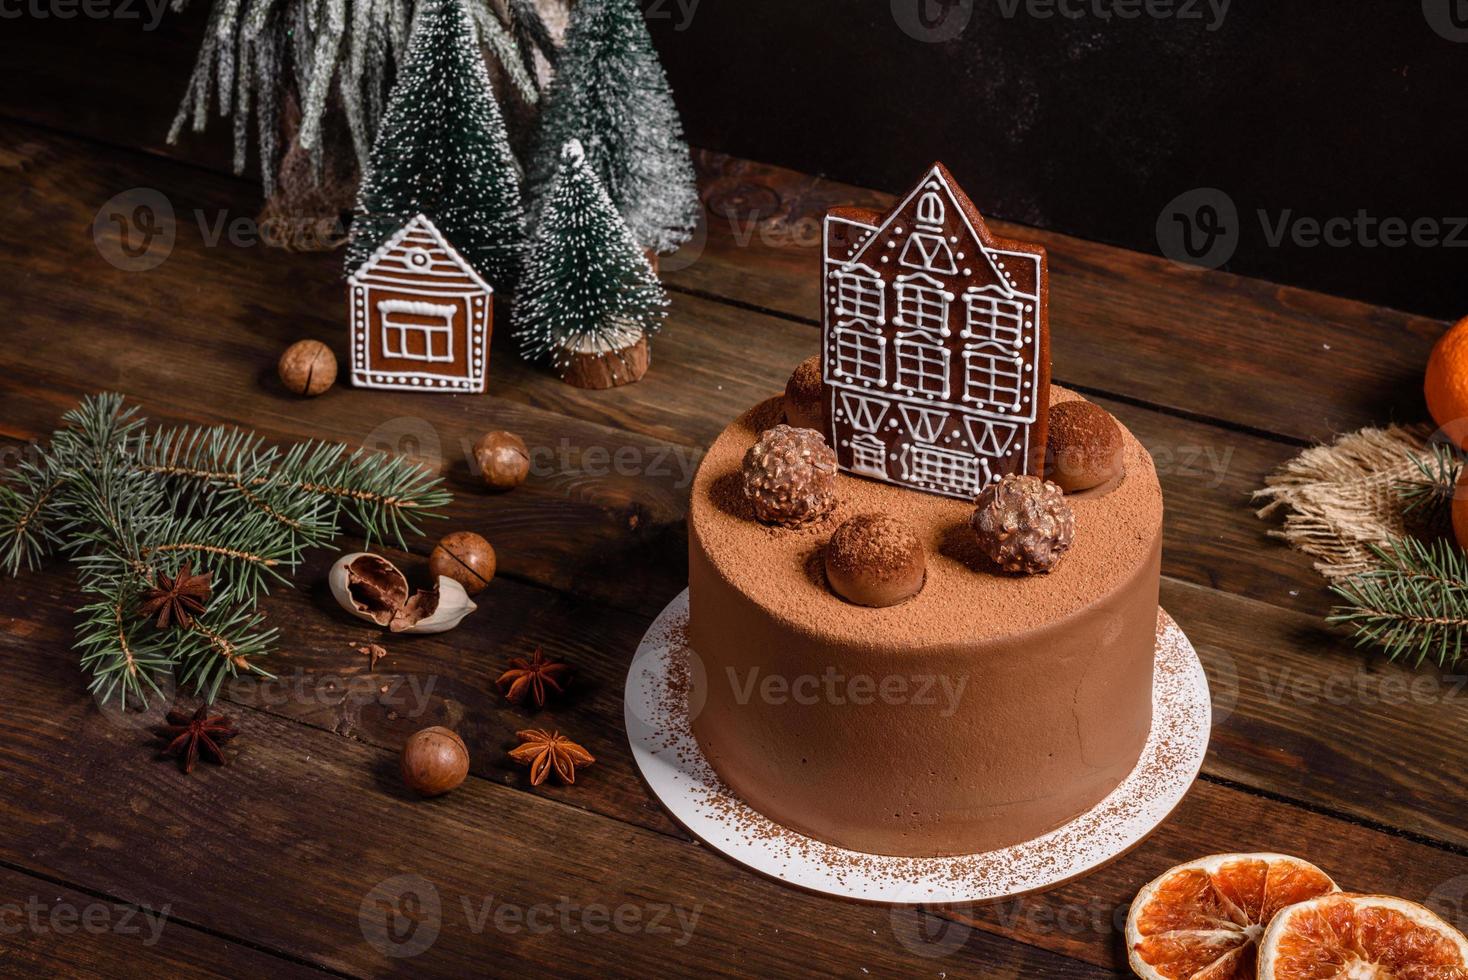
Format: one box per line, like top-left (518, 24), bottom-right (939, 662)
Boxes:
top-left (1253, 425), bottom-right (1434, 580)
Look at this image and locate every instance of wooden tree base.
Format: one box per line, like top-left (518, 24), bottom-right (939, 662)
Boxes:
top-left (643, 247), bottom-right (660, 277)
top-left (558, 335), bottom-right (650, 389)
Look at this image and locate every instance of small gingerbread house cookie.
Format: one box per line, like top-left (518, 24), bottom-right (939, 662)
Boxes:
top-left (821, 162), bottom-right (1050, 499)
top-left (348, 214), bottom-right (492, 393)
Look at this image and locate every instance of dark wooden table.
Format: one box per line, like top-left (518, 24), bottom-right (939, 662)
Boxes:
top-left (2, 21), bottom-right (1464, 979)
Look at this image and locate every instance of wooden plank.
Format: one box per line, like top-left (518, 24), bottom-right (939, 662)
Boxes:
top-left (0, 865), bottom-right (327, 979)
top-left (0, 120), bottom-right (1334, 622)
top-left (0, 572), bottom-right (1465, 974)
top-left (0, 15), bottom-right (1446, 449)
top-left (2, 486), bottom-right (1465, 863)
top-left (10, 121), bottom-right (1464, 849)
top-left (0, 595), bottom-right (1106, 978)
top-left (675, 152), bottom-right (1447, 445)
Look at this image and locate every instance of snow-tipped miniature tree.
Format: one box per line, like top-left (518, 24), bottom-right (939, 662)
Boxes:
top-left (526, 0), bottom-right (700, 255)
top-left (345, 0), bottom-right (525, 290)
top-left (514, 140), bottom-right (669, 388)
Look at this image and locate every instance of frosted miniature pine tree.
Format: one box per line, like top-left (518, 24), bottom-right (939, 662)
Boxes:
top-left (345, 0), bottom-right (525, 290)
top-left (526, 0), bottom-right (700, 255)
top-left (514, 140), bottom-right (669, 384)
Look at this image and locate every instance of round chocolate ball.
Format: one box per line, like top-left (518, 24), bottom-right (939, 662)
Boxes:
top-left (825, 513), bottom-right (926, 607)
top-left (783, 355), bottom-right (824, 431)
top-left (474, 430), bottom-right (530, 490)
top-left (972, 475), bottom-right (1075, 574)
top-left (277, 339), bottom-right (337, 396)
top-left (1045, 401), bottom-right (1124, 493)
top-left (429, 531), bottom-right (496, 595)
top-left (741, 424), bottom-right (839, 527)
top-left (400, 726), bottom-right (469, 797)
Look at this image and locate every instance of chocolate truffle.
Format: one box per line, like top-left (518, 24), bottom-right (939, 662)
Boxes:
top-left (741, 424), bottom-right (838, 527)
top-left (825, 513), bottom-right (926, 607)
top-left (971, 474), bottom-right (1075, 574)
top-left (783, 356), bottom-right (824, 431)
top-left (1045, 401), bottom-right (1124, 493)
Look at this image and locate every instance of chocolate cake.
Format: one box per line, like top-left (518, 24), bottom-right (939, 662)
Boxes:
top-left (686, 388), bottom-right (1163, 857)
top-left (683, 164), bottom-right (1164, 858)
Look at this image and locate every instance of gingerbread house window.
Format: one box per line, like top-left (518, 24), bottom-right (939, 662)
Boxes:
top-left (833, 321), bottom-right (887, 386)
top-left (378, 300), bottom-right (458, 363)
top-left (851, 433), bottom-right (887, 477)
top-left (839, 391), bottom-right (890, 433)
top-left (906, 444), bottom-right (982, 497)
top-left (894, 334), bottom-right (950, 398)
top-left (894, 274), bottom-right (950, 337)
top-left (916, 190), bottom-right (946, 227)
top-left (963, 291), bottom-right (1025, 347)
top-left (900, 234), bottom-right (957, 275)
top-left (962, 346), bottom-right (1025, 412)
top-left (834, 267), bottom-right (885, 323)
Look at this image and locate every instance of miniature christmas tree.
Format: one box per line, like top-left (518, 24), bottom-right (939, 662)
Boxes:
top-left (514, 140), bottom-right (669, 389)
top-left (526, 0), bottom-right (700, 256)
top-left (345, 0), bottom-right (526, 290)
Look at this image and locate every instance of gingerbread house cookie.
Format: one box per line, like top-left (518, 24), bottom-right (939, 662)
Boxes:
top-left (348, 214), bottom-right (492, 393)
top-left (821, 163), bottom-right (1050, 498)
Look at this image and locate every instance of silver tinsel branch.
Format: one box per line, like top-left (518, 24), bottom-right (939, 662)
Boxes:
top-left (168, 0), bottom-right (555, 193)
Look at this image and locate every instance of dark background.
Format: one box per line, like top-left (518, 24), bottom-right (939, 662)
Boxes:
top-left (3, 1), bottom-right (1465, 318)
top-left (649, 0), bottom-right (1468, 319)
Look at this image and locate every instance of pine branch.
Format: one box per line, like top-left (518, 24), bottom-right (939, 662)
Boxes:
top-left (1, 393), bottom-right (450, 709)
top-left (75, 595), bottom-right (176, 712)
top-left (1396, 442), bottom-right (1462, 524)
top-left (1329, 536), bottom-right (1468, 667)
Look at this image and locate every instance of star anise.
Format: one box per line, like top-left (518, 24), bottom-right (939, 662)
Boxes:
top-left (137, 562), bottom-right (212, 629)
top-left (155, 704), bottom-right (238, 774)
top-left (496, 647), bottom-right (571, 708)
top-left (509, 729), bottom-right (594, 786)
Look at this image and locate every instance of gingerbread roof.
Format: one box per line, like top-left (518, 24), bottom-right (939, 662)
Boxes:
top-left (349, 213), bottom-right (493, 296)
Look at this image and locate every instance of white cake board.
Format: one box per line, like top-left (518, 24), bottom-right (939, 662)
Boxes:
top-left (624, 589), bottom-right (1211, 906)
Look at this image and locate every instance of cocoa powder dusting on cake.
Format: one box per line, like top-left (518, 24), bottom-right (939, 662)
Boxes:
top-left (1045, 400), bottom-right (1125, 492)
top-left (690, 390), bottom-right (1162, 644)
top-left (827, 514), bottom-right (920, 582)
top-left (783, 355), bottom-right (824, 430)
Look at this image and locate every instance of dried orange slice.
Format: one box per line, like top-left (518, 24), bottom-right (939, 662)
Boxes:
top-left (1125, 853), bottom-right (1338, 979)
top-left (1258, 893), bottom-right (1468, 978)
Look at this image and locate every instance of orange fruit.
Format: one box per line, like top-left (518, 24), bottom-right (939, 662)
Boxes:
top-left (1454, 469), bottom-right (1468, 552)
top-left (1426, 316), bottom-right (1468, 444)
top-left (1125, 853), bottom-right (1338, 979)
top-left (1258, 893), bottom-right (1468, 978)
